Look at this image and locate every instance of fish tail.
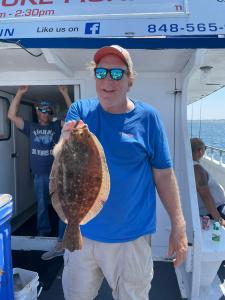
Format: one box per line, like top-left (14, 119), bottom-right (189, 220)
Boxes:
top-left (62, 224), bottom-right (83, 251)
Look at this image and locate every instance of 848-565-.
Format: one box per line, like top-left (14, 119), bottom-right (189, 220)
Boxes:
top-left (147, 23), bottom-right (223, 33)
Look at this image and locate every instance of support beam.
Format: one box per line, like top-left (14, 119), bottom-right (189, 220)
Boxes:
top-left (42, 49), bottom-right (73, 77)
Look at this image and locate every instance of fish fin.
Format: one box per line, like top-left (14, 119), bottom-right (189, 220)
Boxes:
top-left (51, 193), bottom-right (67, 224)
top-left (62, 224), bottom-right (83, 251)
top-left (52, 138), bottom-right (64, 157)
top-left (80, 198), bottom-right (105, 225)
top-left (49, 158), bottom-right (67, 223)
top-left (81, 133), bottom-right (110, 225)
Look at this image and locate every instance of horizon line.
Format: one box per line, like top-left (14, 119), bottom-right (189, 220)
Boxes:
top-left (187, 118), bottom-right (225, 121)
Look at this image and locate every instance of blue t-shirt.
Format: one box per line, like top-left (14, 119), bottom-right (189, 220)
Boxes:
top-left (20, 120), bottom-right (61, 176)
top-left (66, 98), bottom-right (172, 243)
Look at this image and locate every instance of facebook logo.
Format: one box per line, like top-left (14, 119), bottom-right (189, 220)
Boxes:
top-left (85, 23), bottom-right (100, 34)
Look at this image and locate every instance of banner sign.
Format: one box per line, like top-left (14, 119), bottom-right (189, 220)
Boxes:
top-left (0, 0), bottom-right (225, 39)
top-left (0, 1), bottom-right (186, 20)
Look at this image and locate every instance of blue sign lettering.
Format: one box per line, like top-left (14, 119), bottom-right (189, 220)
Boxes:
top-left (0, 28), bottom-right (14, 37)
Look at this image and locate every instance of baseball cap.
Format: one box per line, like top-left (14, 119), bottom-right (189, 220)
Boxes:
top-left (36, 100), bottom-right (53, 115)
top-left (93, 45), bottom-right (133, 73)
top-left (37, 100), bottom-right (52, 109)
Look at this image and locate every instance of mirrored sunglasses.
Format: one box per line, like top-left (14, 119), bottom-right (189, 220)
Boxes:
top-left (94, 68), bottom-right (127, 80)
top-left (37, 107), bottom-right (53, 115)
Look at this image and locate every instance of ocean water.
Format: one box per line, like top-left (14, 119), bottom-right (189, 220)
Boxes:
top-left (188, 120), bottom-right (225, 150)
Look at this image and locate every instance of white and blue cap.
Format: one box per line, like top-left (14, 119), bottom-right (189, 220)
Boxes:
top-left (38, 100), bottom-right (52, 109)
top-left (36, 100), bottom-right (53, 115)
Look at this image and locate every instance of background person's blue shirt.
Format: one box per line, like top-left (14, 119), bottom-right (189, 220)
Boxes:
top-left (20, 120), bottom-right (61, 176)
top-left (66, 98), bottom-right (172, 243)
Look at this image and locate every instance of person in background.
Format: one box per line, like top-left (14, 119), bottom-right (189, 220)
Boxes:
top-left (61, 45), bottom-right (188, 300)
top-left (8, 85), bottom-right (72, 259)
top-left (191, 137), bottom-right (225, 226)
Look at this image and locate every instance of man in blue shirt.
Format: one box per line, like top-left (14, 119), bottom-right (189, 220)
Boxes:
top-left (61, 45), bottom-right (188, 300)
top-left (8, 85), bottom-right (72, 259)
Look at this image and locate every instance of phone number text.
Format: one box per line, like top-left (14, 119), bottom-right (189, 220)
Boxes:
top-left (147, 23), bottom-right (225, 34)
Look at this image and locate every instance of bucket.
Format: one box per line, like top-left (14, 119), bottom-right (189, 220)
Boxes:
top-left (13, 268), bottom-right (42, 300)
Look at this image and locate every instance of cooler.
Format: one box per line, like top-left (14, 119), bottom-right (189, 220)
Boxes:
top-left (0, 194), bottom-right (14, 300)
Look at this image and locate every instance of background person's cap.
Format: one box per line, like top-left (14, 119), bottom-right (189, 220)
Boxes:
top-left (37, 100), bottom-right (52, 109)
top-left (93, 45), bottom-right (133, 71)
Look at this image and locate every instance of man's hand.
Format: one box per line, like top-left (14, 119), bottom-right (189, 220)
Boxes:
top-left (168, 224), bottom-right (188, 268)
top-left (17, 86), bottom-right (28, 95)
top-left (58, 85), bottom-right (68, 96)
top-left (61, 121), bottom-right (76, 140)
top-left (62, 120), bottom-right (85, 140)
top-left (153, 168), bottom-right (188, 267)
top-left (61, 120), bottom-right (83, 138)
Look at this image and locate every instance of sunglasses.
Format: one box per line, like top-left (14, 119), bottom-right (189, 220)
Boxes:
top-left (94, 68), bottom-right (127, 80)
top-left (37, 107), bottom-right (53, 115)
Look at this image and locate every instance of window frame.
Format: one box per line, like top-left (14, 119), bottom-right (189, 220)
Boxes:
top-left (0, 96), bottom-right (11, 141)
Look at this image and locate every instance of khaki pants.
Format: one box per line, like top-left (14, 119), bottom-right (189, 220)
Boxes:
top-left (62, 235), bottom-right (153, 300)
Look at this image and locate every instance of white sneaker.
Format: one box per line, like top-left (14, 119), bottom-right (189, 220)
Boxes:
top-left (41, 241), bottom-right (64, 260)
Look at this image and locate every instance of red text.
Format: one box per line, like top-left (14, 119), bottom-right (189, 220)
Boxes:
top-left (1, 0), bottom-right (70, 6)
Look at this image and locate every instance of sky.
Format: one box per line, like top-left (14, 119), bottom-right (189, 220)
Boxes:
top-left (187, 86), bottom-right (225, 120)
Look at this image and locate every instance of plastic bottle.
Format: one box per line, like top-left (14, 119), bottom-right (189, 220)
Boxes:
top-left (212, 221), bottom-right (221, 242)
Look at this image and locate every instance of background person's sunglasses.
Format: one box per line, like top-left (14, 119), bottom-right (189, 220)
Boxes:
top-left (94, 68), bottom-right (127, 80)
top-left (37, 107), bottom-right (53, 115)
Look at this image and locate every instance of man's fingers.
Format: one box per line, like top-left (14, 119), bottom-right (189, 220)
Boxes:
top-left (168, 232), bottom-right (188, 268)
top-left (172, 243), bottom-right (188, 267)
top-left (173, 249), bottom-right (187, 267)
top-left (63, 121), bottom-right (77, 132)
top-left (62, 121), bottom-right (77, 140)
top-left (58, 85), bottom-right (68, 93)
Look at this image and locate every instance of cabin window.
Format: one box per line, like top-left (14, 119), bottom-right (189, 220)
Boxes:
top-left (0, 97), bottom-right (10, 140)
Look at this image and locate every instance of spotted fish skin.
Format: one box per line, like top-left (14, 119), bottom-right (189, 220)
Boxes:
top-left (50, 122), bottom-right (110, 251)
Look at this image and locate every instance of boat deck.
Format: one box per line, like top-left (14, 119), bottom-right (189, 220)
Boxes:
top-left (11, 208), bottom-right (225, 300)
top-left (39, 261), bottom-right (184, 300)
top-left (38, 261), bottom-right (225, 300)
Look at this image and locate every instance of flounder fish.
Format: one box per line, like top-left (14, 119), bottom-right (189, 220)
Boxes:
top-left (49, 120), bottom-right (110, 251)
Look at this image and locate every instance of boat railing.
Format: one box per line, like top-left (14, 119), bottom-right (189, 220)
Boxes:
top-left (204, 145), bottom-right (225, 167)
